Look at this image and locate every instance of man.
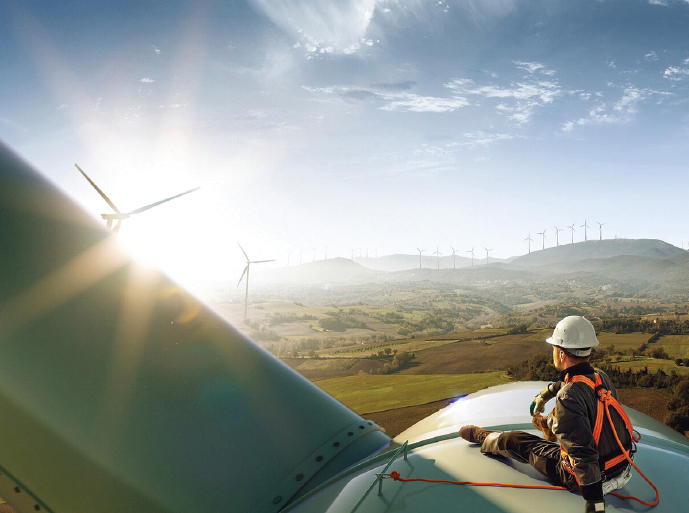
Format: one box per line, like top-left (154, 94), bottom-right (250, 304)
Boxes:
top-left (459, 316), bottom-right (633, 513)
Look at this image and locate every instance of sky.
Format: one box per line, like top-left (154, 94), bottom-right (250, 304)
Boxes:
top-left (2, 0), bottom-right (689, 285)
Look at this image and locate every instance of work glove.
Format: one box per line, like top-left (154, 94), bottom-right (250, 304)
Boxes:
top-left (584, 499), bottom-right (605, 512)
top-left (530, 383), bottom-right (555, 416)
top-left (532, 415), bottom-right (557, 442)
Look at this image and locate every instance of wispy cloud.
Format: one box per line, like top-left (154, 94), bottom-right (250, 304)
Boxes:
top-left (644, 51), bottom-right (658, 61)
top-left (153, 46), bottom-right (161, 55)
top-left (302, 84), bottom-right (469, 112)
top-left (447, 64), bottom-right (563, 125)
top-left (250, 0), bottom-right (378, 56)
top-left (562, 86), bottom-right (668, 131)
top-left (664, 65), bottom-right (689, 81)
top-left (140, 77), bottom-right (155, 83)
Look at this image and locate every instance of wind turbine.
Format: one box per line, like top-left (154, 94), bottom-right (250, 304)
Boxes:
top-left (237, 243), bottom-right (275, 320)
top-left (537, 228), bottom-right (547, 250)
top-left (416, 247), bottom-right (426, 269)
top-left (581, 220), bottom-right (590, 241)
top-left (432, 246), bottom-right (442, 269)
top-left (466, 247), bottom-right (475, 267)
top-left (569, 223), bottom-right (576, 244)
top-left (450, 246), bottom-right (457, 269)
top-left (312, 247), bottom-right (317, 263)
top-left (484, 247), bottom-right (493, 265)
top-left (75, 164), bottom-right (199, 233)
top-left (597, 221), bottom-right (606, 241)
top-left (554, 225), bottom-right (563, 247)
top-left (524, 234), bottom-right (533, 254)
top-left (324, 246), bottom-right (328, 260)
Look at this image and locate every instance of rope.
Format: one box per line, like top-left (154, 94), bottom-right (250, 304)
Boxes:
top-left (600, 391), bottom-right (660, 507)
top-left (387, 471), bottom-right (568, 491)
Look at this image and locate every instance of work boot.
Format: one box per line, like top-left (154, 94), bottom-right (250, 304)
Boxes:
top-left (459, 425), bottom-right (501, 444)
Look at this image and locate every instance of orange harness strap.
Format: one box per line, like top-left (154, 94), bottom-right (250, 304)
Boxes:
top-left (562, 373), bottom-right (658, 507)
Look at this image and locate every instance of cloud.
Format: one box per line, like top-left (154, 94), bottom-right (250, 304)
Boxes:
top-left (664, 65), bottom-right (689, 81)
top-left (447, 65), bottom-right (563, 124)
top-left (140, 77), bottom-right (155, 83)
top-left (380, 93), bottom-right (469, 112)
top-left (250, 0), bottom-right (377, 55)
top-left (562, 86), bottom-right (668, 131)
top-left (644, 51), bottom-right (658, 61)
top-left (648, 0), bottom-right (668, 5)
top-left (514, 61), bottom-right (556, 76)
top-left (454, 131), bottom-right (514, 149)
top-left (153, 46), bottom-right (161, 55)
top-left (302, 84), bottom-right (469, 112)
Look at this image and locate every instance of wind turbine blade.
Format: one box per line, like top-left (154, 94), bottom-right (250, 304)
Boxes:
top-left (74, 163), bottom-right (121, 213)
top-left (127, 187), bottom-right (200, 215)
top-left (237, 265), bottom-right (249, 287)
top-left (252, 259), bottom-right (275, 264)
top-left (237, 243), bottom-right (249, 262)
top-left (113, 219), bottom-right (122, 234)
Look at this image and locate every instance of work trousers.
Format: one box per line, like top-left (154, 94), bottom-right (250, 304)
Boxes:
top-left (480, 431), bottom-right (579, 491)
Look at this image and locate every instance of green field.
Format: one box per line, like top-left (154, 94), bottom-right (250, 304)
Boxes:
top-left (657, 335), bottom-right (689, 359)
top-left (596, 332), bottom-right (651, 350)
top-left (315, 372), bottom-right (509, 414)
top-left (605, 359), bottom-right (689, 375)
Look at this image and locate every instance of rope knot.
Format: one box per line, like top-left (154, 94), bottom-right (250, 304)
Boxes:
top-left (390, 471), bottom-right (401, 481)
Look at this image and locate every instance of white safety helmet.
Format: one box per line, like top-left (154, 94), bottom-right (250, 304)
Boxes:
top-left (546, 316), bottom-right (599, 357)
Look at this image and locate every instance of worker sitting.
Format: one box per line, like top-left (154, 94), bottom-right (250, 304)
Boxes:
top-left (460, 316), bottom-right (634, 513)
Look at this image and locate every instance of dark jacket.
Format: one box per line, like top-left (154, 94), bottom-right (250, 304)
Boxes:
top-left (547, 363), bottom-right (632, 500)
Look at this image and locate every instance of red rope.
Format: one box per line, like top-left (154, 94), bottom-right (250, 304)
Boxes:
top-left (388, 471), bottom-right (568, 491)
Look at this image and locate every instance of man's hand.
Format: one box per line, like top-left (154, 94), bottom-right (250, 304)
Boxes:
top-left (529, 383), bottom-right (555, 416)
top-left (532, 415), bottom-right (557, 442)
top-left (584, 500), bottom-right (605, 512)
top-left (530, 395), bottom-right (546, 416)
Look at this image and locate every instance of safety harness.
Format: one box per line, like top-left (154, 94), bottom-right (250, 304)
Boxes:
top-left (560, 372), bottom-right (637, 480)
top-left (559, 372), bottom-right (658, 506)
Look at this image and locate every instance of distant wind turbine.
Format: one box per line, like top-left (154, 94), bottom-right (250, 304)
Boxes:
top-left (433, 246), bottom-right (442, 269)
top-left (554, 225), bottom-right (563, 247)
top-left (237, 243), bottom-right (275, 320)
top-left (416, 247), bottom-right (426, 269)
top-left (324, 246), bottom-right (328, 260)
top-left (537, 229), bottom-right (547, 250)
top-left (466, 247), bottom-right (475, 267)
top-left (597, 221), bottom-right (606, 241)
top-left (75, 163), bottom-right (199, 233)
top-left (312, 247), bottom-right (316, 263)
top-left (581, 220), bottom-right (590, 241)
top-left (450, 246), bottom-right (457, 269)
top-left (524, 233), bottom-right (533, 254)
top-left (299, 249), bottom-right (303, 265)
top-left (484, 247), bottom-right (493, 266)
top-left (569, 223), bottom-right (576, 244)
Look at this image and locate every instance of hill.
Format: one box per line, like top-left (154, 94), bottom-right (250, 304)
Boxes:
top-left (510, 239), bottom-right (683, 267)
top-left (255, 257), bottom-right (381, 285)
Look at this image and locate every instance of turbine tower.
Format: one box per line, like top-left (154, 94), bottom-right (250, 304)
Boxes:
top-left (450, 246), bottom-right (457, 269)
top-left (581, 220), bottom-right (590, 241)
top-left (466, 247), bottom-right (475, 267)
top-left (524, 233), bottom-right (533, 254)
top-left (432, 246), bottom-right (442, 269)
top-left (554, 225), bottom-right (563, 247)
top-left (484, 247), bottom-right (493, 266)
top-left (237, 243), bottom-right (275, 320)
top-left (416, 247), bottom-right (426, 269)
top-left (537, 228), bottom-right (547, 250)
top-left (569, 223), bottom-right (576, 244)
top-left (597, 221), bottom-right (606, 241)
top-left (75, 164), bottom-right (199, 233)
top-left (312, 247), bottom-right (317, 263)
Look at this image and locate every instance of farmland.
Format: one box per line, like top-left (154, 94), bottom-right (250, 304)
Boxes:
top-left (315, 372), bottom-right (509, 414)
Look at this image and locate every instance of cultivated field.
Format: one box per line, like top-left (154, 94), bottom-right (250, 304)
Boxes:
top-left (398, 334), bottom-right (551, 375)
top-left (315, 372), bottom-right (509, 414)
top-left (596, 332), bottom-right (651, 351)
top-left (604, 359), bottom-right (689, 375)
top-left (656, 335), bottom-right (689, 359)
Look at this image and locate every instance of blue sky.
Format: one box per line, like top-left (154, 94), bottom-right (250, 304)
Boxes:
top-left (2, 0), bottom-right (689, 283)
